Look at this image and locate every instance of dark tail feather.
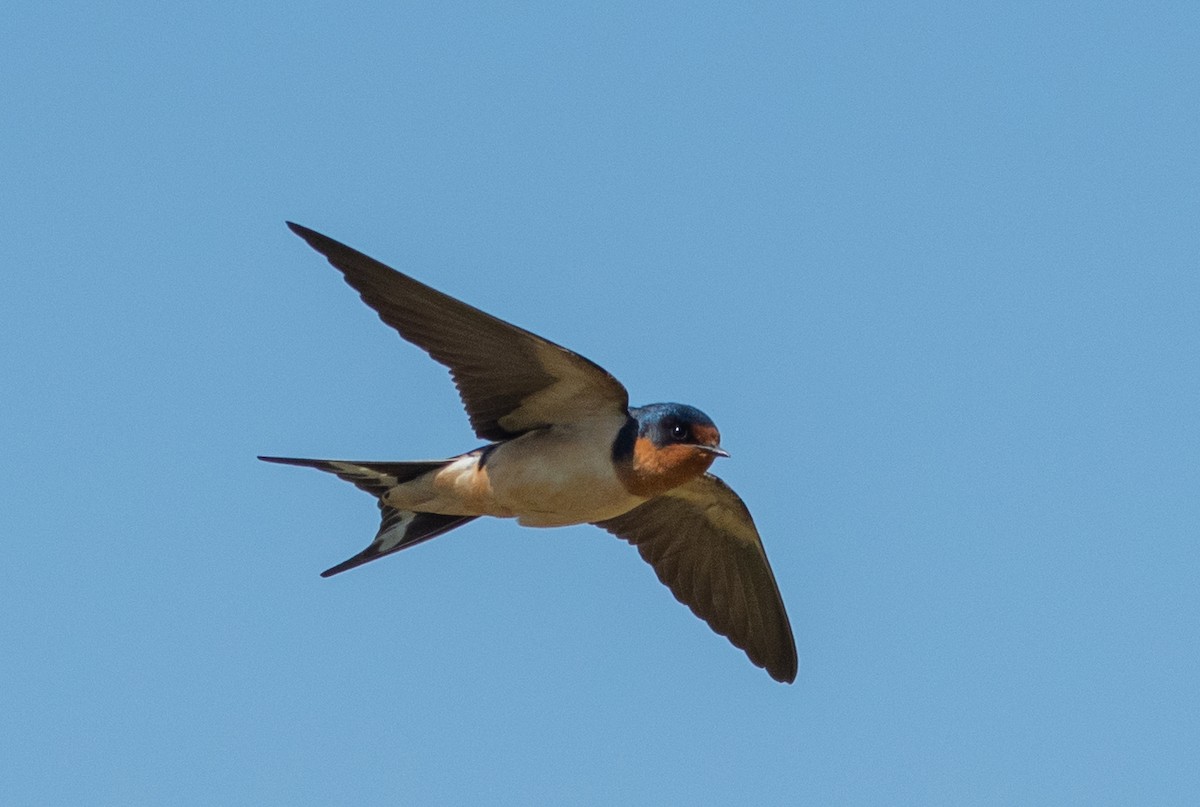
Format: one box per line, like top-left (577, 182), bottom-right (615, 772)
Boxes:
top-left (320, 505), bottom-right (478, 577)
top-left (258, 455), bottom-right (449, 497)
top-left (259, 455), bottom-right (476, 576)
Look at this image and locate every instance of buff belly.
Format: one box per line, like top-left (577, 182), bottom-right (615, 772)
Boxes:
top-left (382, 418), bottom-right (646, 526)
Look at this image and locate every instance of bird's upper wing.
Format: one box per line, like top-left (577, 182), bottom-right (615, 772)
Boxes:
top-left (594, 473), bottom-right (797, 683)
top-left (287, 223), bottom-right (630, 440)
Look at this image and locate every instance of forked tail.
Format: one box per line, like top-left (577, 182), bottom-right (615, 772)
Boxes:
top-left (259, 456), bottom-right (478, 576)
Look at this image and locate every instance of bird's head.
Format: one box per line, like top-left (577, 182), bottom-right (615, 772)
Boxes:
top-left (616, 403), bottom-right (728, 497)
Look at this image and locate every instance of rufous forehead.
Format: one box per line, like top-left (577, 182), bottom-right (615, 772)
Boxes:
top-left (692, 423), bottom-right (721, 446)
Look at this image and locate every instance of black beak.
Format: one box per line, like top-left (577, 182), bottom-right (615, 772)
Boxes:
top-left (699, 445), bottom-right (730, 458)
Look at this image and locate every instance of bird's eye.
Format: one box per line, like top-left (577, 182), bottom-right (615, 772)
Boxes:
top-left (670, 423), bottom-right (689, 441)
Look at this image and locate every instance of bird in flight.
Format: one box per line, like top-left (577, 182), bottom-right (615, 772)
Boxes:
top-left (262, 223), bottom-right (798, 683)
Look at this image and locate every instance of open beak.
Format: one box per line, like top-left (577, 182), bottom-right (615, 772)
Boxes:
top-left (699, 445), bottom-right (730, 458)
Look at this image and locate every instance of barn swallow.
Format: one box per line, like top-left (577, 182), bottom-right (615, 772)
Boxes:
top-left (261, 223), bottom-right (798, 683)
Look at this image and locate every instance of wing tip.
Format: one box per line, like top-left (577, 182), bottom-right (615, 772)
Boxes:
top-left (286, 220), bottom-right (336, 253)
top-left (258, 455), bottom-right (323, 468)
top-left (768, 658), bottom-right (799, 684)
top-left (754, 624), bottom-right (798, 684)
top-left (285, 220), bottom-right (312, 238)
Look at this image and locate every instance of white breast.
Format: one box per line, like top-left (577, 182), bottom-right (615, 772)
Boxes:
top-left (483, 415), bottom-right (646, 526)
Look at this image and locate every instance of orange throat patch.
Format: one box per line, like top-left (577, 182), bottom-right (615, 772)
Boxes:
top-left (618, 437), bottom-right (717, 498)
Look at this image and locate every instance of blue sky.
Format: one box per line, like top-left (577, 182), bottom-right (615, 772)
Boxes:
top-left (2, 2), bottom-right (1197, 804)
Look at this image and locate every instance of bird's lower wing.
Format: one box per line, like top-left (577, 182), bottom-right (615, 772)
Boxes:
top-left (594, 473), bottom-right (797, 683)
